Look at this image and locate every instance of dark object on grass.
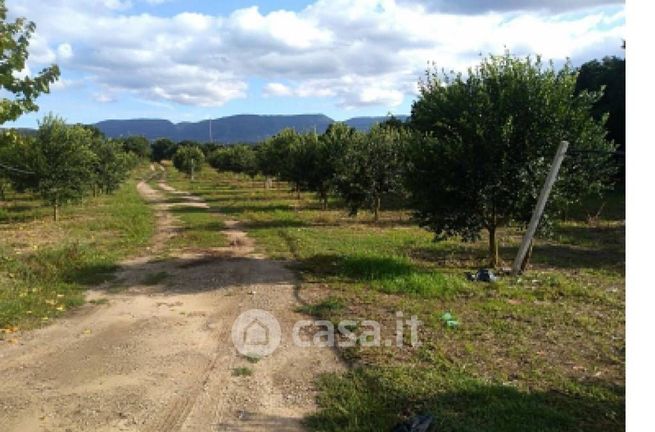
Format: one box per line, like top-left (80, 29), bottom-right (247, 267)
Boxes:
top-left (391, 414), bottom-right (434, 432)
top-left (466, 268), bottom-right (498, 283)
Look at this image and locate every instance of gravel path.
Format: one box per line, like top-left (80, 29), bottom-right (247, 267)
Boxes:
top-left (0, 174), bottom-right (343, 432)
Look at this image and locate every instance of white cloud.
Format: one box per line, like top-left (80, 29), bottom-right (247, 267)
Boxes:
top-left (101, 0), bottom-right (132, 11)
top-left (94, 93), bottom-right (116, 103)
top-left (264, 82), bottom-right (294, 97)
top-left (7, 0), bottom-right (624, 109)
top-left (50, 78), bottom-right (80, 91)
top-left (56, 43), bottom-right (74, 61)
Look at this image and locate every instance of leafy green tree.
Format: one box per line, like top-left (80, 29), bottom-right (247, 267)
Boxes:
top-left (177, 140), bottom-right (201, 148)
top-left (202, 142), bottom-right (221, 157)
top-left (575, 56), bottom-right (625, 179)
top-left (151, 138), bottom-right (176, 162)
top-left (208, 145), bottom-right (258, 177)
top-left (21, 115), bottom-right (97, 221)
top-left (408, 53), bottom-right (615, 266)
top-left (1, 0), bottom-right (59, 199)
top-left (0, 172), bottom-right (7, 200)
top-left (172, 145), bottom-right (204, 179)
top-left (1, 0), bottom-right (60, 125)
top-left (379, 115), bottom-right (408, 131)
top-left (91, 139), bottom-right (134, 195)
top-left (0, 131), bottom-right (20, 200)
top-left (334, 124), bottom-right (407, 221)
top-left (287, 131), bottom-right (319, 196)
top-left (302, 122), bottom-right (357, 209)
top-left (257, 128), bottom-right (303, 192)
top-left (121, 135), bottom-right (151, 159)
top-left (0, 130), bottom-right (32, 196)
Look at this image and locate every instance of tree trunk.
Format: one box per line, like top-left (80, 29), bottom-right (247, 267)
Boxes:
top-left (373, 195), bottom-right (381, 222)
top-left (520, 239), bottom-right (534, 272)
top-left (488, 226), bottom-right (499, 268)
top-left (53, 201), bottom-right (59, 222)
top-left (320, 191), bottom-right (328, 210)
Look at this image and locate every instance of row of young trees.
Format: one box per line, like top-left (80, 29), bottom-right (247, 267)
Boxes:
top-left (2, 0), bottom-right (617, 264)
top-left (1, 115), bottom-right (141, 220)
top-left (1, 1), bottom-right (142, 221)
top-left (188, 54), bottom-right (616, 266)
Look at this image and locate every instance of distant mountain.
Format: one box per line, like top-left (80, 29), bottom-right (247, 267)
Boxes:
top-left (94, 119), bottom-right (177, 139)
top-left (5, 114), bottom-right (409, 143)
top-left (177, 114), bottom-right (334, 143)
top-left (0, 127), bottom-right (37, 136)
top-left (91, 114), bottom-right (408, 143)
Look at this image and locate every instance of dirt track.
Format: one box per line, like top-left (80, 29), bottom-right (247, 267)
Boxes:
top-left (0, 175), bottom-right (343, 431)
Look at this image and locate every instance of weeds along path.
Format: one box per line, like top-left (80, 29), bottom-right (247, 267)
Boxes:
top-left (0, 171), bottom-right (343, 432)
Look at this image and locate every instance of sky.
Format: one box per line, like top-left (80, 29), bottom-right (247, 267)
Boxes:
top-left (5, 0), bottom-right (625, 128)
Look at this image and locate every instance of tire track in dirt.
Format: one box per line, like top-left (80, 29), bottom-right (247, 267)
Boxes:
top-left (0, 170), bottom-right (344, 432)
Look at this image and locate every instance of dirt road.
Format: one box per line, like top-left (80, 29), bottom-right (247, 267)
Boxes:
top-left (0, 175), bottom-right (343, 431)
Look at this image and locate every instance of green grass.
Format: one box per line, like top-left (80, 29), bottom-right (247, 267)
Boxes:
top-left (146, 175), bottom-right (227, 252)
top-left (162, 165), bottom-right (625, 432)
top-left (166, 206), bottom-right (227, 251)
top-left (307, 367), bottom-right (622, 432)
top-left (89, 298), bottom-right (109, 305)
top-left (232, 366), bottom-right (253, 377)
top-left (244, 354), bottom-right (262, 364)
top-left (0, 173), bottom-right (155, 330)
top-left (296, 297), bottom-right (345, 319)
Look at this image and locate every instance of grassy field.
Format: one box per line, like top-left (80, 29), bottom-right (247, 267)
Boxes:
top-left (167, 166), bottom-right (625, 432)
top-left (0, 168), bottom-right (155, 331)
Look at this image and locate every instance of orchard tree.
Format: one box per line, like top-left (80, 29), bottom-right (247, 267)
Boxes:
top-left (288, 131), bottom-right (319, 196)
top-left (0, 130), bottom-right (33, 197)
top-left (379, 115), bottom-right (408, 131)
top-left (1, 0), bottom-right (59, 196)
top-left (209, 145), bottom-right (258, 177)
top-left (203, 142), bottom-right (221, 156)
top-left (0, 171), bottom-right (7, 200)
top-left (0, 131), bottom-right (21, 200)
top-left (408, 53), bottom-right (615, 266)
top-left (1, 0), bottom-right (60, 125)
top-left (575, 56), bottom-right (624, 152)
top-left (257, 128), bottom-right (303, 192)
top-left (575, 56), bottom-right (625, 180)
top-left (304, 122), bottom-right (358, 209)
top-left (22, 115), bottom-right (97, 221)
top-left (91, 139), bottom-right (134, 194)
top-left (121, 135), bottom-right (151, 159)
top-left (172, 145), bottom-right (204, 179)
top-left (334, 124), bottom-right (407, 221)
top-left (151, 138), bottom-right (176, 162)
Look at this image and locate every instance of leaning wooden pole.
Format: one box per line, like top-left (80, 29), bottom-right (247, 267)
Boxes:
top-left (511, 140), bottom-right (569, 275)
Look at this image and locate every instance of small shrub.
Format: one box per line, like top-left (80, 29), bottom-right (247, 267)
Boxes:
top-left (232, 367), bottom-right (253, 377)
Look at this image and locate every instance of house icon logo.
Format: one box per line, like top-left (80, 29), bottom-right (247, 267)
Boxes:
top-left (231, 309), bottom-right (281, 357)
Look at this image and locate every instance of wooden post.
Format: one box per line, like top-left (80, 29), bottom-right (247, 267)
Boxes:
top-left (511, 140), bottom-right (569, 275)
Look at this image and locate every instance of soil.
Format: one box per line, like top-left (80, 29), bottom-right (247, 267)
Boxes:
top-left (0, 175), bottom-right (344, 431)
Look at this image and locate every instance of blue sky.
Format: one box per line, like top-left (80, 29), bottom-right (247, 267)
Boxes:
top-left (5, 0), bottom-right (624, 128)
